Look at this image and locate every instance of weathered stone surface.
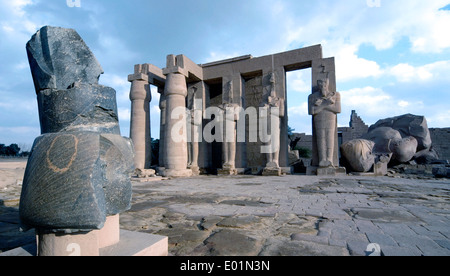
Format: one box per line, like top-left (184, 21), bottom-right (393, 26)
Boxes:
top-left (359, 114), bottom-right (433, 164)
top-left (37, 83), bottom-right (120, 134)
top-left (19, 132), bottom-right (133, 232)
top-left (203, 230), bottom-right (262, 256)
top-left (4, 170), bottom-right (450, 256)
top-left (389, 136), bottom-right (418, 163)
top-left (368, 114), bottom-right (432, 151)
top-left (433, 166), bottom-right (450, 178)
top-left (26, 26), bottom-right (103, 94)
top-left (363, 127), bottom-right (402, 153)
top-left (19, 26), bottom-right (134, 234)
top-left (341, 139), bottom-right (375, 172)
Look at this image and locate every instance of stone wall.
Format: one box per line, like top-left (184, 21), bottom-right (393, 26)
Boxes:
top-left (338, 110), bottom-right (369, 145)
top-left (291, 133), bottom-right (313, 153)
top-left (429, 128), bottom-right (450, 161)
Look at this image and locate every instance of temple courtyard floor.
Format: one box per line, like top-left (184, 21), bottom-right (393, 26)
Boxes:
top-left (1, 159), bottom-right (449, 256)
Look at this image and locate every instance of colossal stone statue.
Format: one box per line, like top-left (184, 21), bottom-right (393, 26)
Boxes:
top-left (308, 78), bottom-right (341, 168)
top-left (261, 72), bottom-right (285, 176)
top-left (20, 26), bottom-right (134, 256)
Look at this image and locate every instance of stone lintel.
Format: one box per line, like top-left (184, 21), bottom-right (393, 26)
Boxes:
top-left (201, 55), bottom-right (253, 68)
top-left (202, 44), bottom-right (323, 81)
top-left (128, 73), bottom-right (149, 82)
top-left (129, 64), bottom-right (166, 87)
top-left (162, 66), bottom-right (189, 77)
top-left (162, 54), bottom-right (203, 80)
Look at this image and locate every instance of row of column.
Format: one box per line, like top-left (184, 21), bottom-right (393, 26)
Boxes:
top-left (128, 58), bottom-right (293, 177)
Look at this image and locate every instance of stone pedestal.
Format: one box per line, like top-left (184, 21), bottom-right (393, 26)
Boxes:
top-left (218, 166), bottom-right (238, 176)
top-left (316, 167), bottom-right (347, 176)
top-left (134, 168), bottom-right (157, 179)
top-left (162, 169), bottom-right (193, 178)
top-left (189, 166), bottom-right (200, 176)
top-left (2, 215), bottom-right (168, 257)
top-left (262, 167), bottom-right (282, 176)
top-left (374, 161), bottom-right (388, 176)
top-left (37, 215), bottom-right (119, 256)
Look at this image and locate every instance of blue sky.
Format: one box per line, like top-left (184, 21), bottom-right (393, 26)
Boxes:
top-left (0, 0), bottom-right (449, 149)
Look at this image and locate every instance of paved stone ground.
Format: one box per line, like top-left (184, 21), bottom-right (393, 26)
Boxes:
top-left (1, 167), bottom-right (449, 256)
top-left (120, 175), bottom-right (450, 256)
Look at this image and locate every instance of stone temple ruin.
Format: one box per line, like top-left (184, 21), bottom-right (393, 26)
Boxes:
top-left (129, 45), bottom-right (345, 177)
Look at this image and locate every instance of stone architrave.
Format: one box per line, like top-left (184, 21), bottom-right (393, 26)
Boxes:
top-left (21, 26), bottom-right (135, 256)
top-left (308, 77), bottom-right (341, 168)
top-left (128, 64), bottom-right (152, 170)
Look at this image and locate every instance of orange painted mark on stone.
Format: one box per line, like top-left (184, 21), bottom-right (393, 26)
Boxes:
top-left (46, 135), bottom-right (79, 173)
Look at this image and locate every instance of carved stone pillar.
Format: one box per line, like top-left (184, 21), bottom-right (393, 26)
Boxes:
top-left (129, 67), bottom-right (151, 170)
top-left (162, 55), bottom-right (192, 177)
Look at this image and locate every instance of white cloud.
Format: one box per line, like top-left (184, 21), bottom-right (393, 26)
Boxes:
top-left (341, 86), bottom-right (393, 117)
top-left (427, 110), bottom-right (450, 127)
top-left (0, 0), bottom-right (39, 41)
top-left (398, 101), bottom-right (410, 108)
top-left (389, 60), bottom-right (450, 83)
top-left (288, 102), bottom-right (309, 117)
top-left (334, 44), bottom-right (383, 82)
top-left (287, 70), bottom-right (311, 93)
top-left (118, 108), bottom-right (130, 122)
top-left (100, 73), bottom-right (130, 105)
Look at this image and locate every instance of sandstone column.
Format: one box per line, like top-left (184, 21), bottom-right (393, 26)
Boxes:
top-left (129, 65), bottom-right (151, 170)
top-left (162, 55), bottom-right (192, 177)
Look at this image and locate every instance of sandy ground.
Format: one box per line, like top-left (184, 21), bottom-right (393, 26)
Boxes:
top-left (0, 159), bottom-right (27, 189)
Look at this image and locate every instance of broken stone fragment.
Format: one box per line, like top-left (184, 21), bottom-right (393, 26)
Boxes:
top-left (368, 114), bottom-right (432, 151)
top-left (19, 132), bottom-right (133, 233)
top-left (26, 25), bottom-right (104, 94)
top-left (37, 83), bottom-right (120, 135)
top-left (341, 139), bottom-right (375, 173)
top-left (20, 26), bottom-right (134, 234)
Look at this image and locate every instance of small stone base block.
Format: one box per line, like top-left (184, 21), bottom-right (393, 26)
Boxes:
top-left (374, 161), bottom-right (388, 176)
top-left (0, 230), bottom-right (168, 257)
top-left (162, 169), bottom-right (193, 178)
top-left (135, 169), bottom-right (157, 178)
top-left (262, 167), bottom-right (282, 176)
top-left (37, 229), bottom-right (100, 256)
top-left (100, 230), bottom-right (168, 256)
top-left (316, 167), bottom-right (347, 176)
top-left (218, 168), bottom-right (238, 176)
top-left (189, 166), bottom-right (200, 176)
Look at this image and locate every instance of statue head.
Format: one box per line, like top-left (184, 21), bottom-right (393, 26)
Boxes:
top-left (317, 78), bottom-right (330, 97)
